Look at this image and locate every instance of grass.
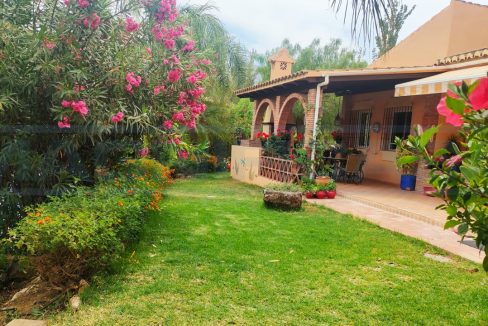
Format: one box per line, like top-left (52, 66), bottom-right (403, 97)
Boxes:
top-left (50, 174), bottom-right (487, 325)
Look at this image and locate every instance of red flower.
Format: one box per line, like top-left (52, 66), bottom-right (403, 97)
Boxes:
top-left (289, 154), bottom-right (296, 160)
top-left (469, 78), bottom-right (488, 111)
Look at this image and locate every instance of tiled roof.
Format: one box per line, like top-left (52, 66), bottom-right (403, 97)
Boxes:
top-left (235, 66), bottom-right (445, 96)
top-left (436, 48), bottom-right (488, 66)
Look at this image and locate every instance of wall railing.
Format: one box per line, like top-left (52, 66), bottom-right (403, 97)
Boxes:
top-left (259, 155), bottom-right (302, 183)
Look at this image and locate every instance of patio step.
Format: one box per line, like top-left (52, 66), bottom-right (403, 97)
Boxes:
top-left (336, 191), bottom-right (445, 227)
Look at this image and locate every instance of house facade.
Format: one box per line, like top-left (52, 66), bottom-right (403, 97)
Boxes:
top-left (231, 0), bottom-right (488, 189)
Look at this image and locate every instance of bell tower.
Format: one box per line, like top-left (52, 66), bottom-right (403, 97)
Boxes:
top-left (269, 48), bottom-right (295, 80)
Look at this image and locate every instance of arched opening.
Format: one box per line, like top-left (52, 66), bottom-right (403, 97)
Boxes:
top-left (278, 94), bottom-right (306, 135)
top-left (253, 100), bottom-right (275, 139)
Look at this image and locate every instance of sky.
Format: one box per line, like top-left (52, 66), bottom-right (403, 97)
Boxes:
top-left (183, 0), bottom-right (488, 62)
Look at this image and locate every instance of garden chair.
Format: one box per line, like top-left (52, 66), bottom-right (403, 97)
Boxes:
top-left (337, 153), bottom-right (366, 184)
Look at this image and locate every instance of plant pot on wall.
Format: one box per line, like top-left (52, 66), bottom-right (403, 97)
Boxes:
top-left (315, 176), bottom-right (331, 186)
top-left (400, 175), bottom-right (417, 191)
top-left (326, 190), bottom-right (336, 199)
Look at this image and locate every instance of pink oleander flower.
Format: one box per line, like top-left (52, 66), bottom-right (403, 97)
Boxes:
top-left (173, 137), bottom-right (181, 145)
top-left (111, 111), bottom-right (124, 123)
top-left (446, 155), bottom-right (462, 168)
top-left (64, 0), bottom-right (70, 5)
top-left (171, 55), bottom-right (180, 65)
top-left (185, 119), bottom-right (196, 129)
top-left (469, 78), bottom-right (488, 111)
top-left (146, 47), bottom-right (152, 55)
top-left (61, 100), bottom-right (72, 108)
top-left (43, 40), bottom-right (56, 50)
top-left (163, 59), bottom-right (170, 65)
top-left (125, 17), bottom-right (140, 33)
top-left (177, 92), bottom-right (187, 105)
top-left (182, 40), bottom-right (195, 52)
top-left (155, 0), bottom-right (178, 23)
top-left (58, 116), bottom-right (71, 129)
top-left (178, 150), bottom-right (189, 160)
top-left (126, 72), bottom-right (142, 87)
top-left (187, 75), bottom-right (198, 85)
top-left (151, 25), bottom-right (164, 41)
top-left (153, 85), bottom-right (165, 96)
top-left (163, 120), bottom-right (173, 130)
top-left (83, 12), bottom-right (100, 30)
top-left (200, 59), bottom-right (211, 65)
top-left (139, 148), bottom-right (150, 157)
top-left (164, 39), bottom-right (175, 50)
top-left (71, 100), bottom-right (89, 116)
top-left (125, 83), bottom-right (134, 94)
top-left (188, 87), bottom-right (205, 98)
top-left (73, 84), bottom-right (86, 93)
top-left (167, 69), bottom-right (182, 83)
top-left (77, 0), bottom-right (89, 9)
top-left (172, 111), bottom-right (185, 122)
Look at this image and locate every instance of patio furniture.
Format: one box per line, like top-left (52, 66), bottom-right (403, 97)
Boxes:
top-left (337, 153), bottom-right (366, 184)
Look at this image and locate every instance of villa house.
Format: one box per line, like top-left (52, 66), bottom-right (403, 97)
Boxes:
top-left (231, 0), bottom-right (488, 190)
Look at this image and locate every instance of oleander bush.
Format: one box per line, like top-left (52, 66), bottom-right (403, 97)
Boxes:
top-left (0, 0), bottom-right (210, 235)
top-left (5, 158), bottom-right (171, 287)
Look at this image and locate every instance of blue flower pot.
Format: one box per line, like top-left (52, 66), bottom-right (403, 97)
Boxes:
top-left (400, 175), bottom-right (417, 191)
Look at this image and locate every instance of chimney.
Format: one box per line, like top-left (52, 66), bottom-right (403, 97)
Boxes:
top-left (268, 48), bottom-right (295, 80)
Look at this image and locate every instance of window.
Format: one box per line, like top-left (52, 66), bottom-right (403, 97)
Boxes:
top-left (381, 106), bottom-right (412, 150)
top-left (350, 110), bottom-right (372, 148)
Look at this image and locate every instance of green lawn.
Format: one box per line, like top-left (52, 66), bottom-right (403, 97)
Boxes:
top-left (51, 174), bottom-right (487, 325)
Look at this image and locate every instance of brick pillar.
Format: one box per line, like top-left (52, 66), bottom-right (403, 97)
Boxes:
top-left (304, 88), bottom-right (320, 147)
top-left (250, 100), bottom-right (260, 140)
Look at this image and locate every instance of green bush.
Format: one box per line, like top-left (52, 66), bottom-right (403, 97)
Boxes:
top-left (266, 183), bottom-right (302, 193)
top-left (5, 159), bottom-right (171, 286)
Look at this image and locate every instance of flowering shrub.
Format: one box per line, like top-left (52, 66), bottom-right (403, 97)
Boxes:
top-left (5, 159), bottom-right (172, 286)
top-left (0, 0), bottom-right (210, 233)
top-left (400, 79), bottom-right (487, 270)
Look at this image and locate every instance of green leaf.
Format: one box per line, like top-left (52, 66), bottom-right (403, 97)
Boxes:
top-left (447, 188), bottom-right (459, 200)
top-left (444, 220), bottom-right (462, 230)
top-left (419, 126), bottom-right (439, 148)
top-left (397, 156), bottom-right (419, 167)
top-left (483, 256), bottom-right (488, 272)
top-left (457, 223), bottom-right (469, 235)
top-left (446, 97), bottom-right (466, 115)
top-left (460, 165), bottom-right (480, 182)
top-left (433, 148), bottom-right (449, 158)
top-left (445, 205), bottom-right (457, 216)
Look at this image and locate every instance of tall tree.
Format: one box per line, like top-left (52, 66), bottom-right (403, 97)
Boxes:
top-left (330, 0), bottom-right (387, 41)
top-left (374, 0), bottom-right (415, 57)
top-left (255, 38), bottom-right (366, 82)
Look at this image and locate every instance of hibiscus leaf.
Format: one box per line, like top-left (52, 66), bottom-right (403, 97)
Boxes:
top-left (419, 126), bottom-right (438, 147)
top-left (467, 80), bottom-right (480, 95)
top-left (446, 97), bottom-right (466, 115)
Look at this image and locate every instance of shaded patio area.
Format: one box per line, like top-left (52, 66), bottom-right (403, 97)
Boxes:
top-left (336, 180), bottom-right (447, 226)
top-left (308, 180), bottom-right (485, 264)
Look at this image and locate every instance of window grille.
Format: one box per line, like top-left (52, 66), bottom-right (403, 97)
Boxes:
top-left (350, 109), bottom-right (372, 148)
top-left (381, 106), bottom-right (412, 151)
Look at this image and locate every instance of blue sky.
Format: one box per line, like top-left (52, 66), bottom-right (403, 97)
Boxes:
top-left (184, 0), bottom-right (488, 62)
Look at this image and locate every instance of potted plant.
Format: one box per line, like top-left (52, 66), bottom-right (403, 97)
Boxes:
top-left (263, 183), bottom-right (303, 210)
top-left (394, 137), bottom-right (419, 191)
top-left (301, 177), bottom-right (316, 199)
top-left (315, 164), bottom-right (333, 185)
top-left (325, 180), bottom-right (337, 199)
top-left (316, 184), bottom-right (328, 199)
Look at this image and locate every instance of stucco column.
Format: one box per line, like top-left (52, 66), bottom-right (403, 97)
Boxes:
top-left (304, 88), bottom-right (320, 147)
top-left (250, 100), bottom-right (260, 140)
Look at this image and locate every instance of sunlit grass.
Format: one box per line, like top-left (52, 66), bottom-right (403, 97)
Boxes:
top-left (50, 173), bottom-right (487, 325)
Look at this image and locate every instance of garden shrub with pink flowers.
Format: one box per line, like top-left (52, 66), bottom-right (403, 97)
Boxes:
top-left (6, 158), bottom-right (172, 288)
top-left (399, 78), bottom-right (488, 270)
top-left (0, 0), bottom-right (210, 234)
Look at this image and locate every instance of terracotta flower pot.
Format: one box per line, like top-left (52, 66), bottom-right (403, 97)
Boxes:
top-left (316, 191), bottom-right (327, 199)
top-left (326, 190), bottom-right (336, 199)
top-left (305, 191), bottom-right (314, 199)
top-left (315, 176), bottom-right (331, 186)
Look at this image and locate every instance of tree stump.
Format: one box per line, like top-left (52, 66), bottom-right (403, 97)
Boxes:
top-left (263, 189), bottom-right (302, 210)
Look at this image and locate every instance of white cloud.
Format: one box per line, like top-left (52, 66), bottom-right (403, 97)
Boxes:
top-left (184, 0), bottom-right (487, 60)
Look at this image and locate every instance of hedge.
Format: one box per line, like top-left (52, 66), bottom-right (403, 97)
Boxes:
top-left (5, 158), bottom-right (171, 287)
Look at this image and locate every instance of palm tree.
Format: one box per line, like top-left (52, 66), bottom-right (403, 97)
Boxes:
top-left (330, 0), bottom-right (387, 41)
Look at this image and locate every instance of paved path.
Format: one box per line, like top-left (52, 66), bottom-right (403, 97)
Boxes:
top-left (307, 197), bottom-right (485, 264)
